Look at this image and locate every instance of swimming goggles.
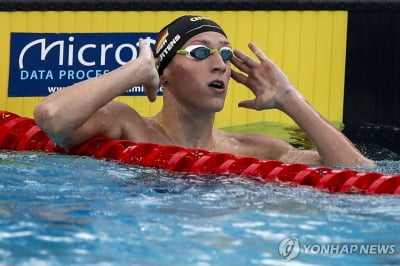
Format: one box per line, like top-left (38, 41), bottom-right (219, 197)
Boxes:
top-left (176, 45), bottom-right (233, 62)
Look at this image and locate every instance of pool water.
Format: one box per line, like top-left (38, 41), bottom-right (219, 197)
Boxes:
top-left (1, 150), bottom-right (399, 265)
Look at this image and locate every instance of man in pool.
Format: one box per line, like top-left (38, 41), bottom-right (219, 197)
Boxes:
top-left (33, 15), bottom-right (375, 168)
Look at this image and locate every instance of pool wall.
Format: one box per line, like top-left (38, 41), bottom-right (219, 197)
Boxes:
top-left (0, 0), bottom-right (399, 143)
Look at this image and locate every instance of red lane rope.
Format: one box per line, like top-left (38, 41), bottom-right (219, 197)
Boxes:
top-left (1, 110), bottom-right (399, 195)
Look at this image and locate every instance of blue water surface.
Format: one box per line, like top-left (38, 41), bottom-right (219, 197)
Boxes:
top-left (0, 151), bottom-right (399, 265)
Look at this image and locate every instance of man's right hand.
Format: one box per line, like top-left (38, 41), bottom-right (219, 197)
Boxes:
top-left (138, 38), bottom-right (160, 102)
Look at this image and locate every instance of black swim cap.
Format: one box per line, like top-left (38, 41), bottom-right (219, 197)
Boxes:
top-left (155, 15), bottom-right (227, 75)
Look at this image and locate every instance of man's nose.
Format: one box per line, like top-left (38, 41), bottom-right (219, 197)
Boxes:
top-left (210, 53), bottom-right (227, 73)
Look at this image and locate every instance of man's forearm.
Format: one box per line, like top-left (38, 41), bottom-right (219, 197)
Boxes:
top-left (279, 89), bottom-right (375, 167)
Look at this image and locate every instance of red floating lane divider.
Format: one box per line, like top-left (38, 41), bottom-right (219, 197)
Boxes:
top-left (216, 156), bottom-right (259, 175)
top-left (265, 163), bottom-right (309, 182)
top-left (1, 111), bottom-right (399, 195)
top-left (292, 167), bottom-right (332, 187)
top-left (167, 150), bottom-right (196, 172)
top-left (316, 169), bottom-right (358, 192)
top-left (367, 175), bottom-right (400, 195)
top-left (339, 172), bottom-right (383, 193)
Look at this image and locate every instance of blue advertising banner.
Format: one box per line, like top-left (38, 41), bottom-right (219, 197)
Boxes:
top-left (8, 32), bottom-right (160, 97)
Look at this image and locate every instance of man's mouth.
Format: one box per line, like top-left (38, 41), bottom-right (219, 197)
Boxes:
top-left (208, 80), bottom-right (225, 92)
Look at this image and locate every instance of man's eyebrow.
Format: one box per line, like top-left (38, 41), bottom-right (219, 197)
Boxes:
top-left (189, 39), bottom-right (231, 46)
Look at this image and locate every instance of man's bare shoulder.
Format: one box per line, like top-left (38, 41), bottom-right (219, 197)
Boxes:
top-left (99, 101), bottom-right (148, 139)
top-left (215, 129), bottom-right (293, 160)
top-left (104, 101), bottom-right (172, 144)
top-left (105, 101), bottom-right (141, 117)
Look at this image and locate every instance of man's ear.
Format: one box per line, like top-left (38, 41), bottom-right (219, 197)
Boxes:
top-left (159, 74), bottom-right (169, 86)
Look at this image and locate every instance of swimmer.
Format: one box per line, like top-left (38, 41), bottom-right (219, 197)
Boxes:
top-left (34, 15), bottom-right (375, 167)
